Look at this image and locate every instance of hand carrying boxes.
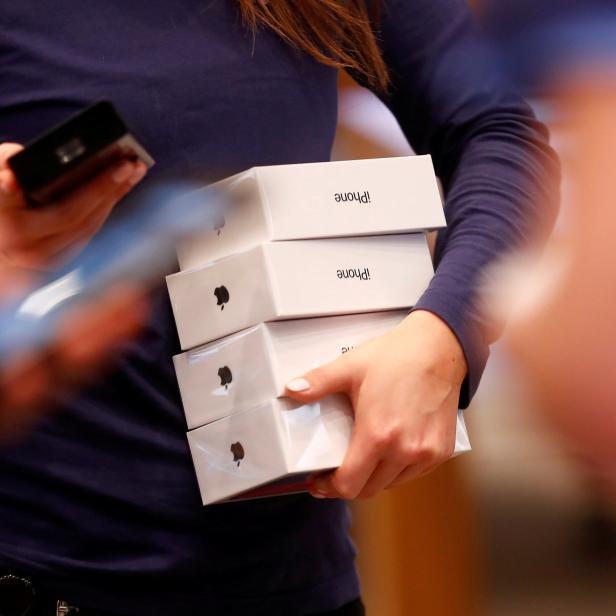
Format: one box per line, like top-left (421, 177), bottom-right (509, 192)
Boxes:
top-left (166, 155), bottom-right (471, 504)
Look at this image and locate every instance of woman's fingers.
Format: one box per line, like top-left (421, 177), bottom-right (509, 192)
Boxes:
top-left (285, 354), bottom-right (355, 403)
top-left (387, 464), bottom-right (432, 489)
top-left (310, 434), bottom-right (451, 500)
top-left (356, 459), bottom-right (416, 500)
top-left (42, 160), bottom-right (146, 234)
top-left (14, 176), bottom-right (140, 266)
top-left (306, 388), bottom-right (458, 500)
top-left (0, 142), bottom-right (24, 168)
top-left (0, 160), bottom-right (147, 267)
top-left (310, 427), bottom-right (441, 500)
top-left (309, 425), bottom-right (381, 499)
top-left (386, 437), bottom-right (455, 489)
top-left (0, 144), bottom-right (27, 206)
top-left (10, 159), bottom-right (144, 239)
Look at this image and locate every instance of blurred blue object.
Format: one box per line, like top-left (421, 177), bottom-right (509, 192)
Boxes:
top-left (481, 0), bottom-right (616, 93)
top-left (0, 180), bottom-right (222, 358)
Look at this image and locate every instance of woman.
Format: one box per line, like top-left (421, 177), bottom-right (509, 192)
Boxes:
top-left (0, 1), bottom-right (557, 614)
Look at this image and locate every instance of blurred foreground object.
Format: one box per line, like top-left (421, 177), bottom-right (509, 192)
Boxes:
top-left (503, 82), bottom-right (616, 492)
top-left (0, 276), bottom-right (147, 442)
top-left (0, 178), bottom-right (220, 441)
top-left (480, 0), bottom-right (616, 490)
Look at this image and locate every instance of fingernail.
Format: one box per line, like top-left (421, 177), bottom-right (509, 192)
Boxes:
top-left (286, 377), bottom-right (310, 392)
top-left (112, 162), bottom-right (134, 184)
top-left (310, 491), bottom-right (328, 499)
top-left (128, 163), bottom-right (147, 185)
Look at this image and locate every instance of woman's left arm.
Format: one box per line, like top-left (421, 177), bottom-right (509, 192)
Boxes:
top-left (286, 0), bottom-right (559, 499)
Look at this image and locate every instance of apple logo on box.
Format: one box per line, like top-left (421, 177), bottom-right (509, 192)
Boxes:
top-left (230, 442), bottom-right (244, 467)
top-left (218, 365), bottom-right (232, 390)
top-left (214, 285), bottom-right (229, 310)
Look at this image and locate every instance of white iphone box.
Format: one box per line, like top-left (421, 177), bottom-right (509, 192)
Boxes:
top-left (174, 311), bottom-right (407, 429)
top-left (177, 155), bottom-right (445, 269)
top-left (167, 234), bottom-right (434, 350)
top-left (188, 395), bottom-right (472, 505)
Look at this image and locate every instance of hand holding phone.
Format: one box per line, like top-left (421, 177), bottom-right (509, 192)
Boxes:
top-left (0, 102), bottom-right (154, 270)
top-left (7, 101), bottom-right (154, 205)
top-left (0, 142), bottom-right (147, 270)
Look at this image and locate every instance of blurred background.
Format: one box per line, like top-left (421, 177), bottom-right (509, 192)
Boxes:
top-left (338, 1), bottom-right (616, 614)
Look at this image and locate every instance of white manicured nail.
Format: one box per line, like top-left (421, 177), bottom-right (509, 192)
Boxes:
top-left (286, 378), bottom-right (311, 392)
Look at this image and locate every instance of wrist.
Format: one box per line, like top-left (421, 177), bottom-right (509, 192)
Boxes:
top-left (398, 309), bottom-right (468, 385)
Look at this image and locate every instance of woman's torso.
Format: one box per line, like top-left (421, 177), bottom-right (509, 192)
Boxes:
top-left (0, 2), bottom-right (358, 613)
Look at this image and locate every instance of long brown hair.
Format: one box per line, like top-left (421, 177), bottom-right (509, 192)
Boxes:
top-left (236, 0), bottom-right (389, 90)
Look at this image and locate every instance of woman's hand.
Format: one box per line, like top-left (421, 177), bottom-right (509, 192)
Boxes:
top-left (0, 141), bottom-right (149, 440)
top-left (0, 281), bottom-right (148, 442)
top-left (0, 142), bottom-right (147, 269)
top-left (285, 309), bottom-right (467, 500)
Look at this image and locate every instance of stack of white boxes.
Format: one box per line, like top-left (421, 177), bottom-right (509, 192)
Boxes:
top-left (166, 156), bottom-right (471, 505)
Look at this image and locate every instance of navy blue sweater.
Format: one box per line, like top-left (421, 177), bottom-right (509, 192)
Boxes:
top-left (0, 1), bottom-right (557, 614)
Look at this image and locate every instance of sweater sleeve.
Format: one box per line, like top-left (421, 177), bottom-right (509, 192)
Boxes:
top-left (357, 0), bottom-right (560, 407)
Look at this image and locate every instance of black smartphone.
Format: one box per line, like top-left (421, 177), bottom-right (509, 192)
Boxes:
top-left (7, 101), bottom-right (155, 205)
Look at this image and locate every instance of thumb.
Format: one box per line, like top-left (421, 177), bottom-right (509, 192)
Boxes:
top-left (0, 143), bottom-right (25, 196)
top-left (0, 143), bottom-right (24, 167)
top-left (285, 355), bottom-right (353, 403)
